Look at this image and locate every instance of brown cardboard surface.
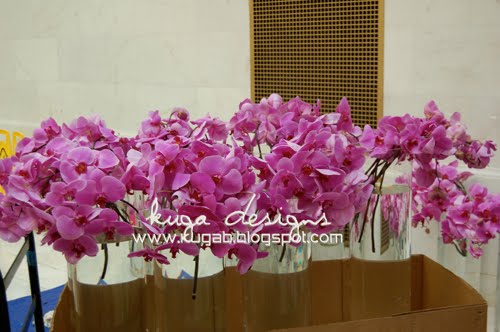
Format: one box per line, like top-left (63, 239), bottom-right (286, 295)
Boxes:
top-left (410, 255), bottom-right (423, 311)
top-left (51, 255), bottom-right (487, 332)
top-left (243, 269), bottom-right (311, 332)
top-left (270, 305), bottom-right (487, 332)
top-left (310, 260), bottom-right (343, 324)
top-left (344, 258), bottom-right (412, 320)
top-left (77, 279), bottom-right (144, 331)
top-left (51, 283), bottom-right (72, 332)
top-left (152, 269), bottom-right (226, 331)
top-left (420, 256), bottom-right (485, 308)
top-left (225, 267), bottom-right (244, 331)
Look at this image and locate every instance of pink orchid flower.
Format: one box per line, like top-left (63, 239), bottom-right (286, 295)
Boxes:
top-left (53, 235), bottom-right (99, 264)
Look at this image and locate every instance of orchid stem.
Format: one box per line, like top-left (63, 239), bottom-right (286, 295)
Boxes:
top-left (357, 195), bottom-right (372, 243)
top-left (370, 191), bottom-right (381, 253)
top-left (358, 159), bottom-right (393, 245)
top-left (279, 244), bottom-right (287, 263)
top-left (358, 160), bottom-right (381, 243)
top-left (120, 199), bottom-right (140, 215)
top-left (192, 255), bottom-right (199, 300)
top-left (99, 244), bottom-right (109, 282)
top-left (369, 161), bottom-right (390, 252)
top-left (365, 159), bottom-right (380, 176)
top-left (255, 121), bottom-right (263, 158)
top-left (454, 180), bottom-right (467, 195)
top-left (452, 240), bottom-right (468, 257)
top-left (187, 125), bottom-right (200, 138)
top-left (257, 142), bottom-right (263, 159)
top-left (109, 203), bottom-right (130, 224)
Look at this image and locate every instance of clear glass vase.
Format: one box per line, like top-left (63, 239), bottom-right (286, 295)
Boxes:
top-left (243, 243), bottom-right (311, 332)
top-left (152, 249), bottom-right (226, 332)
top-left (437, 236), bottom-right (481, 291)
top-left (311, 226), bottom-right (349, 261)
top-left (349, 160), bottom-right (412, 320)
top-left (67, 237), bottom-right (147, 332)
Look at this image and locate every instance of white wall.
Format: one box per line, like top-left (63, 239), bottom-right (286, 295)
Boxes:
top-left (0, 0), bottom-right (251, 135)
top-left (2, 0), bottom-right (497, 161)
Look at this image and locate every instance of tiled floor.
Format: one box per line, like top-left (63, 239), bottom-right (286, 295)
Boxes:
top-left (0, 236), bottom-right (498, 331)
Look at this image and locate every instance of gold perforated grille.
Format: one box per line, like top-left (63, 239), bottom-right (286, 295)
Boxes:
top-left (250, 0), bottom-right (384, 127)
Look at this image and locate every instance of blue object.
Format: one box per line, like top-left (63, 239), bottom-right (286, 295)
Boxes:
top-left (178, 270), bottom-right (193, 279)
top-left (1, 232), bottom-right (45, 332)
top-left (7, 285), bottom-right (64, 332)
top-left (97, 279), bottom-right (108, 286)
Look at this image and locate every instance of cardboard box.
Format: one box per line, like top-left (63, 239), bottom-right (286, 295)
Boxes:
top-left (51, 255), bottom-right (487, 331)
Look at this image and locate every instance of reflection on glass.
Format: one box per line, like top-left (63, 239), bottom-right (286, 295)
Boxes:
top-left (349, 161), bottom-right (412, 320)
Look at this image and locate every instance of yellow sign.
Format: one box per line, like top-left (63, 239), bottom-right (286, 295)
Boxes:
top-left (0, 130), bottom-right (24, 194)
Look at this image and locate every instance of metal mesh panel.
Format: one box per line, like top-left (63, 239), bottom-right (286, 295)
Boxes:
top-left (250, 0), bottom-right (384, 127)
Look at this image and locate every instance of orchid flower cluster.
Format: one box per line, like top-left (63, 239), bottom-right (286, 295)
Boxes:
top-left (125, 108), bottom-right (270, 274)
top-left (360, 101), bottom-right (496, 187)
top-left (0, 94), bottom-right (497, 272)
top-left (229, 95), bottom-right (372, 237)
top-left (129, 95), bottom-right (373, 274)
top-left (0, 109), bottom-right (263, 273)
top-left (412, 161), bottom-right (500, 257)
top-left (0, 116), bottom-right (138, 263)
top-left (359, 101), bottom-right (497, 256)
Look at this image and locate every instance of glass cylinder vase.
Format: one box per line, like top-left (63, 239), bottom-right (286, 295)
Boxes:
top-left (152, 249), bottom-right (226, 332)
top-left (67, 236), bottom-right (147, 332)
top-left (349, 160), bottom-right (412, 320)
top-left (243, 243), bottom-right (311, 332)
top-left (311, 226), bottom-right (350, 261)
